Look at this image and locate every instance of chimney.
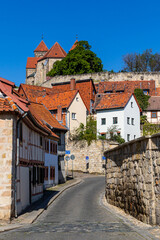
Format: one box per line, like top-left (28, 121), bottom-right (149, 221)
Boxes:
top-left (57, 105), bottom-right (62, 122)
top-left (70, 78), bottom-right (76, 90)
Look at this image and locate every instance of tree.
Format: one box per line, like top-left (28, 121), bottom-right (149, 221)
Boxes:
top-left (71, 116), bottom-right (97, 146)
top-left (122, 49), bottom-right (160, 72)
top-left (47, 41), bottom-right (103, 77)
top-left (134, 89), bottom-right (150, 111)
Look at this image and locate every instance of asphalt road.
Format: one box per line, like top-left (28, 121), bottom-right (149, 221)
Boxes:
top-left (0, 176), bottom-right (155, 240)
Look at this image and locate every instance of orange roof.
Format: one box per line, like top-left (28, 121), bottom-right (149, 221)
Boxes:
top-left (40, 42), bottom-right (67, 60)
top-left (0, 97), bottom-right (16, 112)
top-left (34, 40), bottom-right (48, 52)
top-left (95, 93), bottom-right (133, 110)
top-left (0, 77), bottom-right (15, 87)
top-left (28, 102), bottom-right (67, 132)
top-left (37, 90), bottom-right (78, 110)
top-left (69, 40), bottom-right (78, 51)
top-left (18, 84), bottom-right (55, 101)
top-left (26, 57), bottom-right (41, 69)
top-left (51, 79), bottom-right (96, 112)
top-left (98, 80), bottom-right (156, 96)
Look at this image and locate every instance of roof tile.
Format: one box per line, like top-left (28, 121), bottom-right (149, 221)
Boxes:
top-left (26, 57), bottom-right (41, 69)
top-left (34, 40), bottom-right (48, 52)
top-left (40, 42), bottom-right (67, 60)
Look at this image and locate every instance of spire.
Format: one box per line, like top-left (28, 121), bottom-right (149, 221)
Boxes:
top-left (34, 40), bottom-right (48, 52)
top-left (69, 39), bottom-right (78, 51)
top-left (40, 42), bottom-right (67, 60)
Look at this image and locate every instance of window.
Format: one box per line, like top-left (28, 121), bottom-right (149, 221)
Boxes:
top-left (127, 117), bottom-right (130, 124)
top-left (104, 91), bottom-right (113, 94)
top-left (44, 167), bottom-right (48, 180)
top-left (76, 97), bottom-right (79, 102)
top-left (101, 118), bottom-right (106, 125)
top-left (131, 118), bottom-right (134, 125)
top-left (151, 111), bottom-right (157, 118)
top-left (40, 136), bottom-right (43, 147)
top-left (45, 140), bottom-right (49, 152)
top-left (72, 113), bottom-right (76, 119)
top-left (143, 89), bottom-right (149, 95)
top-left (50, 167), bottom-right (55, 180)
top-left (113, 117), bottom-right (118, 124)
top-left (127, 134), bottom-right (130, 141)
top-left (134, 135), bottom-right (136, 139)
top-left (131, 102), bottom-right (133, 108)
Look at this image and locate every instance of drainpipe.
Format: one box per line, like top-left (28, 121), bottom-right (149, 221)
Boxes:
top-left (15, 112), bottom-right (27, 218)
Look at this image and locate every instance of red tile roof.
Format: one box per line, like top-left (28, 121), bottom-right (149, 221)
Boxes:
top-left (34, 40), bottom-right (48, 52)
top-left (69, 40), bottom-right (78, 51)
top-left (97, 80), bottom-right (156, 96)
top-left (39, 42), bottom-right (67, 60)
top-left (0, 97), bottom-right (16, 112)
top-left (28, 102), bottom-right (67, 132)
top-left (0, 82), bottom-right (29, 112)
top-left (26, 57), bottom-right (41, 69)
top-left (37, 90), bottom-right (78, 110)
top-left (0, 77), bottom-right (15, 87)
top-left (18, 84), bottom-right (54, 101)
top-left (51, 79), bottom-right (96, 112)
top-left (95, 93), bottom-right (134, 110)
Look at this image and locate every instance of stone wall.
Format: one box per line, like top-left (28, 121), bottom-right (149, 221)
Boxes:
top-left (0, 114), bottom-right (16, 220)
top-left (65, 140), bottom-right (118, 174)
top-left (41, 71), bottom-right (160, 88)
top-left (104, 134), bottom-right (160, 225)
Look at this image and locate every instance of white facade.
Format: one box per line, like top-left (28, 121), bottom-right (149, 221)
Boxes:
top-left (66, 92), bottom-right (87, 134)
top-left (97, 95), bottom-right (140, 142)
top-left (44, 138), bottom-right (58, 188)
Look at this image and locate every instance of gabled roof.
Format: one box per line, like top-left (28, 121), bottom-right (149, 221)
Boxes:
top-left (97, 80), bottom-right (156, 96)
top-left (69, 40), bottom-right (78, 51)
top-left (146, 96), bottom-right (160, 110)
top-left (0, 97), bottom-right (17, 112)
top-left (34, 40), bottom-right (48, 52)
top-left (51, 79), bottom-right (96, 112)
top-left (0, 77), bottom-right (15, 87)
top-left (18, 84), bottom-right (55, 101)
top-left (95, 93), bottom-right (134, 110)
top-left (37, 90), bottom-right (78, 110)
top-left (39, 42), bottom-right (67, 60)
top-left (26, 57), bottom-right (41, 69)
top-left (28, 102), bottom-right (67, 132)
top-left (0, 82), bottom-right (29, 112)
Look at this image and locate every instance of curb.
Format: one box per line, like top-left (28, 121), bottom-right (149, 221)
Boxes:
top-left (0, 178), bottom-right (83, 233)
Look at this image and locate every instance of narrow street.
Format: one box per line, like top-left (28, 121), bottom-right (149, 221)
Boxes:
top-left (0, 176), bottom-right (156, 240)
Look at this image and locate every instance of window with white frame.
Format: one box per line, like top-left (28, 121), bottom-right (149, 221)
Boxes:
top-left (131, 102), bottom-right (133, 108)
top-left (127, 117), bottom-right (130, 124)
top-left (72, 113), bottom-right (76, 119)
top-left (127, 134), bottom-right (130, 141)
top-left (113, 117), bottom-right (118, 124)
top-left (131, 118), bottom-right (134, 125)
top-left (101, 118), bottom-right (106, 125)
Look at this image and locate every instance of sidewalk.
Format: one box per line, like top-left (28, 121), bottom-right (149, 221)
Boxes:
top-left (0, 175), bottom-right (82, 233)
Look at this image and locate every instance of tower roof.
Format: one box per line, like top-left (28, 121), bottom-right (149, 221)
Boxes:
top-left (69, 40), bottom-right (78, 51)
top-left (34, 40), bottom-right (48, 52)
top-left (40, 42), bottom-right (67, 60)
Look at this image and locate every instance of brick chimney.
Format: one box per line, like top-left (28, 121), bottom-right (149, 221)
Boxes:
top-left (70, 78), bottom-right (76, 90)
top-left (57, 105), bottom-right (62, 122)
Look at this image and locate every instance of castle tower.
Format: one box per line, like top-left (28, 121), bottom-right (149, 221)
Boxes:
top-left (34, 40), bottom-right (48, 57)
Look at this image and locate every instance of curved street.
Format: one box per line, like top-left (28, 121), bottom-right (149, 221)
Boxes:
top-left (0, 176), bottom-right (155, 240)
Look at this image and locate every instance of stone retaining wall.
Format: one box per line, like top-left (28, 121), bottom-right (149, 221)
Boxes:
top-left (65, 140), bottom-right (118, 174)
top-left (41, 71), bottom-right (160, 87)
top-left (104, 134), bottom-right (160, 225)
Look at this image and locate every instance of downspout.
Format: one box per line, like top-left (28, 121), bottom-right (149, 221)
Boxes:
top-left (15, 112), bottom-right (27, 218)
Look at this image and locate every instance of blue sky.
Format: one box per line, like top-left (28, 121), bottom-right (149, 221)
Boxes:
top-left (0, 0), bottom-right (160, 86)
